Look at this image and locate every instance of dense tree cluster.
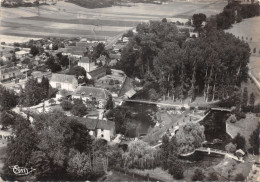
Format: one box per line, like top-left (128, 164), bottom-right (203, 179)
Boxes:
top-left (122, 140), bottom-right (160, 170)
top-left (20, 77), bottom-right (51, 107)
top-left (0, 85), bottom-right (18, 110)
top-left (3, 110), bottom-right (98, 180)
top-left (249, 123), bottom-right (260, 155)
top-left (175, 123), bottom-right (205, 154)
top-left (160, 136), bottom-right (184, 179)
top-left (117, 21), bottom-right (250, 102)
top-left (45, 56), bottom-right (62, 73)
top-left (214, 2), bottom-right (260, 29)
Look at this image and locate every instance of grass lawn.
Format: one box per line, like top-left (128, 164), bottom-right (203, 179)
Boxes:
top-left (214, 157), bottom-right (253, 180)
top-left (143, 111), bottom-right (185, 144)
top-left (226, 113), bottom-right (259, 149)
top-left (128, 167), bottom-right (174, 182)
top-left (160, 96), bottom-right (219, 108)
top-left (241, 78), bottom-right (260, 105)
top-left (225, 16), bottom-right (260, 46)
top-left (104, 170), bottom-right (144, 181)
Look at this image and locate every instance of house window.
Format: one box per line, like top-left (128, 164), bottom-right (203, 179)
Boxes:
top-left (13, 73), bottom-right (15, 77)
top-left (101, 129), bottom-right (104, 132)
top-left (3, 75), bottom-right (5, 79)
top-left (56, 83), bottom-right (61, 89)
top-left (101, 134), bottom-right (104, 138)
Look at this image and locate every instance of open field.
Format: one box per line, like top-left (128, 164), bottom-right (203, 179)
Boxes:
top-left (0, 1), bottom-right (226, 43)
top-left (249, 56), bottom-right (260, 89)
top-left (226, 16), bottom-right (260, 54)
top-left (227, 113), bottom-right (259, 149)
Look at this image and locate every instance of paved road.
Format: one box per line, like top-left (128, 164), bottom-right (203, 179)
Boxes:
top-left (105, 32), bottom-right (124, 50)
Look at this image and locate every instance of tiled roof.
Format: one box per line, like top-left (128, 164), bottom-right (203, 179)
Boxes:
top-left (88, 67), bottom-right (106, 77)
top-left (66, 46), bottom-right (87, 52)
top-left (96, 120), bottom-right (115, 130)
top-left (109, 53), bottom-right (121, 60)
top-left (71, 51), bottom-right (85, 56)
top-left (77, 118), bottom-right (115, 130)
top-left (72, 85), bottom-right (110, 100)
top-left (0, 67), bottom-right (20, 74)
top-left (57, 89), bottom-right (73, 97)
top-left (50, 73), bottom-right (77, 83)
top-left (76, 42), bottom-right (88, 47)
top-left (78, 56), bottom-right (90, 63)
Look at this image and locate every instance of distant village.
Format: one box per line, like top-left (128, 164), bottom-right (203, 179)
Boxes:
top-left (0, 32), bottom-right (138, 141)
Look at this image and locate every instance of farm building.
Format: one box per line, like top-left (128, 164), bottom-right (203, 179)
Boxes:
top-left (71, 85), bottom-right (111, 109)
top-left (50, 73), bottom-right (78, 91)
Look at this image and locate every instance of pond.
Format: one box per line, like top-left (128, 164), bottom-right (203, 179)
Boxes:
top-left (123, 102), bottom-right (157, 137)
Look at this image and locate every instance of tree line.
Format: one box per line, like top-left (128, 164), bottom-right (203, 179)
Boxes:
top-left (214, 1), bottom-right (260, 29)
top-left (117, 21), bottom-right (250, 102)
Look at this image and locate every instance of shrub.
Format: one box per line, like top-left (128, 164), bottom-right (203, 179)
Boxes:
top-left (109, 79), bottom-right (114, 85)
top-left (234, 173), bottom-right (245, 181)
top-left (207, 172), bottom-right (218, 181)
top-left (114, 80), bottom-right (120, 84)
top-left (232, 133), bottom-right (246, 150)
top-left (61, 100), bottom-right (73, 111)
top-left (181, 107), bottom-right (186, 111)
top-left (48, 98), bottom-right (56, 105)
top-left (225, 142), bottom-right (237, 153)
top-left (71, 103), bottom-right (88, 117)
top-left (192, 168), bottom-right (205, 181)
top-left (168, 162), bottom-right (184, 180)
top-left (73, 98), bottom-right (83, 105)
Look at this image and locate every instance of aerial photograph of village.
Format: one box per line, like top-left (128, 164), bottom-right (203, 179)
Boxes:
top-left (0, 0), bottom-right (259, 181)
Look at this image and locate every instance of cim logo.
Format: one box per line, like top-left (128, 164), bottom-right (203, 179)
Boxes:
top-left (9, 165), bottom-right (36, 175)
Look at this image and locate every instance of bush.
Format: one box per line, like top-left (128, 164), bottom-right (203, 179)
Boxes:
top-left (168, 164), bottom-right (184, 180)
top-left (71, 103), bottom-right (88, 117)
top-left (235, 111), bottom-right (246, 120)
top-left (73, 98), bottom-right (83, 105)
top-left (207, 172), bottom-right (218, 181)
top-left (225, 142), bottom-right (237, 153)
top-left (234, 173), bottom-right (245, 181)
top-left (61, 100), bottom-right (73, 111)
top-left (48, 98), bottom-right (56, 105)
top-left (232, 133), bottom-right (246, 150)
top-left (192, 168), bottom-right (205, 181)
top-left (109, 79), bottom-right (114, 85)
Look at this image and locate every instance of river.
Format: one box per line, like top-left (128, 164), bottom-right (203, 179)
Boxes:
top-left (200, 110), bottom-right (232, 150)
top-left (123, 102), bottom-right (157, 137)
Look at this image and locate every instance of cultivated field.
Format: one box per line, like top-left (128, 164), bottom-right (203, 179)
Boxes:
top-left (226, 16), bottom-right (260, 54)
top-left (0, 1), bottom-right (226, 43)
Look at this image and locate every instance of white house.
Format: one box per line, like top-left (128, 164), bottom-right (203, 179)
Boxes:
top-left (71, 85), bottom-right (111, 109)
top-left (190, 32), bottom-right (199, 38)
top-left (50, 74), bottom-right (78, 91)
top-left (122, 37), bottom-right (129, 43)
top-left (0, 67), bottom-right (23, 82)
top-left (15, 50), bottom-right (29, 59)
top-left (79, 118), bottom-right (115, 141)
top-left (86, 67), bottom-right (107, 80)
top-left (78, 56), bottom-right (95, 72)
